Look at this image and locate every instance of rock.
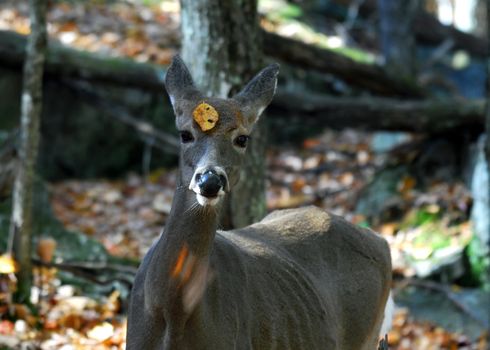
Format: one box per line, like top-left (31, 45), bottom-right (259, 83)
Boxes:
top-left (356, 165), bottom-right (407, 221)
top-left (371, 131), bottom-right (412, 153)
top-left (411, 246), bottom-right (465, 281)
top-left (395, 285), bottom-right (490, 341)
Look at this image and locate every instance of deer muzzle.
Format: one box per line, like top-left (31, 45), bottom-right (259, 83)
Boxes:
top-left (197, 170), bottom-right (225, 197)
top-left (190, 167), bottom-right (228, 206)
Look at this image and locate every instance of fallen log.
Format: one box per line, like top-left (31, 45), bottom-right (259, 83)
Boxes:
top-left (262, 30), bottom-right (425, 98)
top-left (272, 90), bottom-right (485, 133)
top-left (1, 29), bottom-right (423, 98)
top-left (0, 30), bottom-right (483, 135)
top-left (0, 30), bottom-right (166, 91)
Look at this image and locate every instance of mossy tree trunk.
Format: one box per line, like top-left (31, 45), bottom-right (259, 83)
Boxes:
top-left (9, 0), bottom-right (48, 303)
top-left (180, 0), bottom-right (267, 229)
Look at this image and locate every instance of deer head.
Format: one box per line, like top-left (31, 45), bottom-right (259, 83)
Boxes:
top-left (165, 56), bottom-right (279, 207)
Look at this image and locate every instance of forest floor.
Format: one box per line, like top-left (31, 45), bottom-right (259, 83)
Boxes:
top-left (0, 0), bottom-right (488, 349)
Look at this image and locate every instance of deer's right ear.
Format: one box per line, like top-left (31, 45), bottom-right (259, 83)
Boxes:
top-left (165, 55), bottom-right (201, 111)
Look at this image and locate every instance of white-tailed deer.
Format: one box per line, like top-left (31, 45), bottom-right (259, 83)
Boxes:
top-left (126, 56), bottom-right (393, 350)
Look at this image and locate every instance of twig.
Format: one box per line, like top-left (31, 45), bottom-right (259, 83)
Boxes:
top-left (32, 258), bottom-right (138, 274)
top-left (421, 38), bottom-right (455, 71)
top-left (63, 80), bottom-right (179, 155)
top-left (344, 0), bottom-right (366, 31)
top-left (32, 258), bottom-right (137, 289)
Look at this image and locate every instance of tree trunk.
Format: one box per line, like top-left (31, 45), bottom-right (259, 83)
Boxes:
top-left (485, 0), bottom-right (490, 262)
top-left (377, 0), bottom-right (419, 78)
top-left (8, 0), bottom-right (48, 303)
top-left (180, 0), bottom-right (266, 229)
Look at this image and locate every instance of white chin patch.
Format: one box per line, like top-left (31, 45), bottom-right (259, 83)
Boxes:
top-left (196, 193), bottom-right (220, 207)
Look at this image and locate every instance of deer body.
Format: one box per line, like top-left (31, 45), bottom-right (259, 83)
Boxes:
top-left (127, 57), bottom-right (392, 350)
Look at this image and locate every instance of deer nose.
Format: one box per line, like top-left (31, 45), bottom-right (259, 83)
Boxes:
top-left (196, 170), bottom-right (225, 198)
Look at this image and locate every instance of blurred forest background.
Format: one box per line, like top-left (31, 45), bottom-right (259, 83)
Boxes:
top-left (0, 0), bottom-right (489, 349)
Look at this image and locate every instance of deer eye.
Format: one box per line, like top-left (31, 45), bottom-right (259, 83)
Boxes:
top-left (234, 135), bottom-right (249, 148)
top-left (180, 131), bottom-right (194, 143)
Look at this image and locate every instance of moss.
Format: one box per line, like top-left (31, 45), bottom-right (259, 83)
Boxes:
top-left (466, 235), bottom-right (490, 289)
top-left (412, 225), bottom-right (451, 252)
top-left (401, 207), bottom-right (441, 229)
top-left (329, 47), bottom-right (376, 64)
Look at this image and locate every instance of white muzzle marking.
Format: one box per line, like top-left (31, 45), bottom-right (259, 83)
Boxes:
top-left (189, 166), bottom-right (228, 207)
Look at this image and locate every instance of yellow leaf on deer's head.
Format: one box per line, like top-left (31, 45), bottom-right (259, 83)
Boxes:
top-left (0, 254), bottom-right (17, 274)
top-left (193, 102), bottom-right (219, 131)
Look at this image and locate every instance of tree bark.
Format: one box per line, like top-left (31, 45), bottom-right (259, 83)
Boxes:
top-left (180, 0), bottom-right (266, 229)
top-left (272, 90), bottom-right (485, 133)
top-left (376, 0), bottom-right (419, 78)
top-left (485, 0), bottom-right (490, 259)
top-left (8, 0), bottom-right (48, 303)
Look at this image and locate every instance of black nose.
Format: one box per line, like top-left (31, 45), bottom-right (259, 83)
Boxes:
top-left (197, 170), bottom-right (224, 198)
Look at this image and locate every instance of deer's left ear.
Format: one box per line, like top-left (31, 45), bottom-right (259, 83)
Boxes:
top-left (233, 63), bottom-right (279, 125)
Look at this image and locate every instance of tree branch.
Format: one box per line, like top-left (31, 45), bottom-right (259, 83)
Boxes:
top-left (0, 30), bottom-right (166, 91)
top-left (64, 80), bottom-right (179, 155)
top-left (272, 89), bottom-right (485, 133)
top-left (262, 30), bottom-right (425, 98)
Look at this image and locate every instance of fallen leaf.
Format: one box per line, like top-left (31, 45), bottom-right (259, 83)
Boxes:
top-left (193, 102), bottom-right (219, 131)
top-left (0, 320), bottom-right (14, 335)
top-left (87, 322), bottom-right (114, 342)
top-left (0, 254), bottom-right (17, 274)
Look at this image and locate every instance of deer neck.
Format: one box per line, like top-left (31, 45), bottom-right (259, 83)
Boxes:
top-left (163, 183), bottom-right (220, 257)
top-left (144, 178), bottom-right (220, 314)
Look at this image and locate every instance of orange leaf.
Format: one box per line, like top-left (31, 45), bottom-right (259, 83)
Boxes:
top-left (193, 102), bottom-right (219, 131)
top-left (0, 320), bottom-right (14, 335)
top-left (57, 21), bottom-right (77, 32)
top-left (291, 178), bottom-right (306, 193)
top-left (303, 139), bottom-right (321, 149)
top-left (37, 238), bottom-right (57, 263)
top-left (397, 176), bottom-right (416, 194)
